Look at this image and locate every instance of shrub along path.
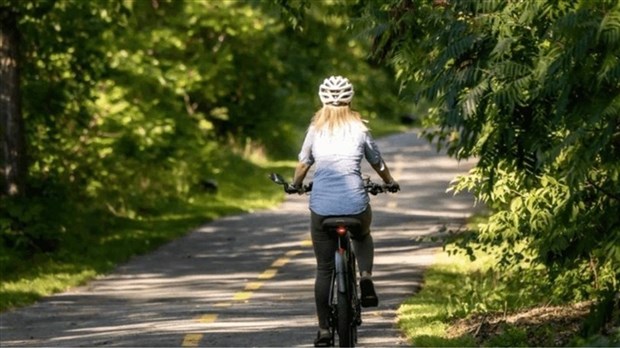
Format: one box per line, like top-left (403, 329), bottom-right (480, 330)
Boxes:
top-left (0, 130), bottom-right (476, 347)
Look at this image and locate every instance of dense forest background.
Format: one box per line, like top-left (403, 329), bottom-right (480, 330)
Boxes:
top-left (0, 0), bottom-right (408, 254)
top-left (1, 0), bottom-right (619, 342)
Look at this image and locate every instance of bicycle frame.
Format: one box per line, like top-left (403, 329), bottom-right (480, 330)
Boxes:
top-left (268, 172), bottom-right (396, 347)
top-left (324, 218), bottom-right (362, 347)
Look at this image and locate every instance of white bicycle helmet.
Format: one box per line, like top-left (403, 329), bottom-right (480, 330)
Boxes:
top-left (318, 76), bottom-right (354, 106)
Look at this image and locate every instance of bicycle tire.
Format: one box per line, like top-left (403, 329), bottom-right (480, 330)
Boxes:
top-left (349, 252), bottom-right (359, 343)
top-left (337, 286), bottom-right (354, 347)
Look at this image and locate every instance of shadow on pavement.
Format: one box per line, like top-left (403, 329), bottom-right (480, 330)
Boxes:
top-left (0, 130), bottom-right (478, 347)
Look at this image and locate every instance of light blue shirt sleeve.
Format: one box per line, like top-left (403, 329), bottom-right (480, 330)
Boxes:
top-left (298, 128), bottom-right (315, 165)
top-left (363, 131), bottom-right (382, 165)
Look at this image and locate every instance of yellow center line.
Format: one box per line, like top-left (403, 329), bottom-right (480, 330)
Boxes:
top-left (182, 314), bottom-right (217, 346)
top-left (182, 333), bottom-right (203, 347)
top-left (286, 249), bottom-right (303, 257)
top-left (233, 291), bottom-right (253, 301)
top-left (258, 268), bottom-right (278, 279)
top-left (197, 314), bottom-right (218, 323)
top-left (271, 257), bottom-right (290, 267)
top-left (245, 281), bottom-right (264, 291)
top-left (182, 247), bottom-right (306, 345)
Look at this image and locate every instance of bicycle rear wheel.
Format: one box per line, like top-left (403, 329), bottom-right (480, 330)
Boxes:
top-left (337, 288), bottom-right (354, 347)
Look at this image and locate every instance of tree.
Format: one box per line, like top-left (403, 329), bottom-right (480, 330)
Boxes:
top-left (356, 0), bottom-right (620, 329)
top-left (2, 0), bottom-right (406, 254)
top-left (1, 0), bottom-right (130, 251)
top-left (0, 6), bottom-right (25, 197)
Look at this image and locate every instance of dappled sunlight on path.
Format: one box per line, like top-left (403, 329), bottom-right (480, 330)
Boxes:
top-left (0, 130), bottom-right (477, 347)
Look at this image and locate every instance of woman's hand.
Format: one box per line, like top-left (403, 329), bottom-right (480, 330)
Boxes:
top-left (284, 183), bottom-right (302, 194)
top-left (385, 181), bottom-right (400, 193)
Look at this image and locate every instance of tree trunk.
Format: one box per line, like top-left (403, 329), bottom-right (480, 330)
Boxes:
top-left (0, 7), bottom-right (26, 197)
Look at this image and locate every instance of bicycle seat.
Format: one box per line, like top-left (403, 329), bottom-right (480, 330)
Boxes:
top-left (322, 217), bottom-right (362, 234)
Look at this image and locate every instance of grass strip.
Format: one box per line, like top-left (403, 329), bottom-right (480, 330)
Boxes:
top-left (397, 250), bottom-right (478, 347)
top-left (396, 244), bottom-right (597, 347)
top-left (0, 158), bottom-right (295, 312)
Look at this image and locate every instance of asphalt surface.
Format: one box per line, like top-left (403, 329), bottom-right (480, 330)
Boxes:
top-left (0, 130), bottom-right (477, 347)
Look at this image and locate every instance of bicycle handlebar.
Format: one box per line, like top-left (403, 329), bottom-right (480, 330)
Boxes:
top-left (269, 173), bottom-right (398, 195)
top-left (364, 181), bottom-right (395, 195)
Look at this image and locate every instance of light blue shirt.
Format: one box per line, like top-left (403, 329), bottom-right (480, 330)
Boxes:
top-left (298, 123), bottom-right (383, 216)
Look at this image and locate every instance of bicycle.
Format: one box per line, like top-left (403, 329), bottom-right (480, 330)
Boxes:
top-left (269, 173), bottom-right (396, 347)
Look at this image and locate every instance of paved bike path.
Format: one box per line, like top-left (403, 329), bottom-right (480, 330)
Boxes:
top-left (0, 130), bottom-right (476, 347)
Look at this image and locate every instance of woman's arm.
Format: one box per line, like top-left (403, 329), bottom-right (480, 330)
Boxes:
top-left (292, 162), bottom-right (312, 188)
top-left (371, 160), bottom-right (400, 192)
top-left (370, 160), bottom-right (396, 184)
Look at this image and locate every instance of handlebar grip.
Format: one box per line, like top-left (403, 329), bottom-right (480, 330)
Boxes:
top-left (284, 183), bottom-right (313, 194)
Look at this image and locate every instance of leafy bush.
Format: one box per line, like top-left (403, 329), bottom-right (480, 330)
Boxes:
top-left (356, 0), bottom-right (620, 332)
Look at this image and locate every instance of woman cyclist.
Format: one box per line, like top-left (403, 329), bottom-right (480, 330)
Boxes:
top-left (286, 76), bottom-right (400, 346)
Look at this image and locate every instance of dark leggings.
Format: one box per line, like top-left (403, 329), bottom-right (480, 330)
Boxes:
top-left (310, 205), bottom-right (373, 329)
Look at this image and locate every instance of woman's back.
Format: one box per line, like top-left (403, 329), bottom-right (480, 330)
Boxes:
top-left (299, 120), bottom-right (383, 216)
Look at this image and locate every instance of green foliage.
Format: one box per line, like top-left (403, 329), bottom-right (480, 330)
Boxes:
top-left (0, 156), bottom-right (295, 311)
top-left (442, 240), bottom-right (554, 317)
top-left (485, 325), bottom-right (528, 347)
top-left (398, 242), bottom-right (592, 347)
top-left (1, 0), bottom-right (129, 261)
top-left (358, 0), bottom-right (620, 332)
top-left (572, 329), bottom-right (620, 347)
top-left (1, 0), bottom-right (408, 309)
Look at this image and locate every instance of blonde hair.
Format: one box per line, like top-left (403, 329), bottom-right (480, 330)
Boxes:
top-left (310, 105), bottom-right (368, 135)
